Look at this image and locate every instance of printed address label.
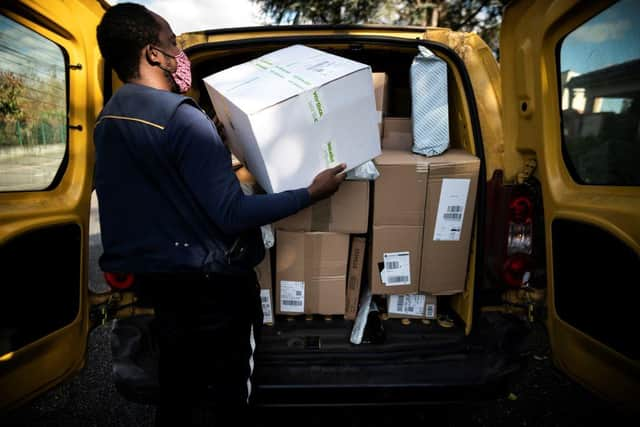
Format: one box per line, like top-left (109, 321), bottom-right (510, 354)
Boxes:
top-left (381, 252), bottom-right (411, 286)
top-left (280, 280), bottom-right (305, 313)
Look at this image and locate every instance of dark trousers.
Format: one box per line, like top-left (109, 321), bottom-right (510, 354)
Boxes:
top-left (138, 272), bottom-right (263, 426)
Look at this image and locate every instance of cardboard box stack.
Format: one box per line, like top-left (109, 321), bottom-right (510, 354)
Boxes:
top-left (370, 148), bottom-right (426, 295)
top-left (205, 47), bottom-right (388, 319)
top-left (208, 45), bottom-right (481, 323)
top-left (371, 118), bottom-right (480, 296)
top-left (274, 179), bottom-right (369, 316)
top-left (270, 70), bottom-right (387, 317)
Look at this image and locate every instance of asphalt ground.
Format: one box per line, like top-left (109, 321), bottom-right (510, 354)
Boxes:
top-left (0, 145), bottom-right (65, 192)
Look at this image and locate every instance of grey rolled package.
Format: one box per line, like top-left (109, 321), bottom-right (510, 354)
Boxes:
top-left (410, 46), bottom-right (449, 157)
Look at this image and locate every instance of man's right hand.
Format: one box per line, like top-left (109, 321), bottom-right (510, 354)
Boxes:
top-left (307, 163), bottom-right (347, 203)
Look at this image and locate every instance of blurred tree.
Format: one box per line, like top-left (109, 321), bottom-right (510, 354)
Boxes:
top-left (0, 72), bottom-right (25, 120)
top-left (255, 0), bottom-right (382, 25)
top-left (253, 0), bottom-right (507, 52)
top-left (0, 72), bottom-right (26, 146)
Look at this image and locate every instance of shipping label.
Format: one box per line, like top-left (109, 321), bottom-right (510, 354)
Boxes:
top-left (389, 294), bottom-right (426, 316)
top-left (425, 301), bottom-right (436, 319)
top-left (381, 251), bottom-right (411, 286)
top-left (280, 280), bottom-right (305, 313)
top-left (433, 178), bottom-right (470, 241)
top-left (260, 289), bottom-right (274, 324)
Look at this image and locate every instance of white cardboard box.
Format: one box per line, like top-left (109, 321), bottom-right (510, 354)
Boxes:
top-left (203, 44), bottom-right (381, 193)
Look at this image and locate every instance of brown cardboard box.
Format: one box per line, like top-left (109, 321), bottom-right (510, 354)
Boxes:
top-left (420, 149), bottom-right (480, 295)
top-left (275, 230), bottom-right (349, 315)
top-left (382, 117), bottom-right (412, 151)
top-left (345, 236), bottom-right (366, 320)
top-left (370, 225), bottom-right (422, 295)
top-left (275, 181), bottom-right (369, 233)
top-left (387, 293), bottom-right (437, 319)
top-left (254, 250), bottom-right (274, 324)
top-left (373, 149), bottom-right (428, 226)
top-left (373, 73), bottom-right (389, 135)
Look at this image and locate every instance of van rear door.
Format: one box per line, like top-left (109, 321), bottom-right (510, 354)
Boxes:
top-left (0, 0), bottom-right (105, 411)
top-left (500, 0), bottom-right (640, 406)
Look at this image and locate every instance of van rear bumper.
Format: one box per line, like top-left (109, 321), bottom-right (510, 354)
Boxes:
top-left (254, 351), bottom-right (523, 406)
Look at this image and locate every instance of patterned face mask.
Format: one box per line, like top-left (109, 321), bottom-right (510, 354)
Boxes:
top-left (170, 50), bottom-right (192, 94)
top-left (154, 46), bottom-right (192, 94)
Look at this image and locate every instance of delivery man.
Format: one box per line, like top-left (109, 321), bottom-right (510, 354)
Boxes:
top-left (94, 3), bottom-right (345, 425)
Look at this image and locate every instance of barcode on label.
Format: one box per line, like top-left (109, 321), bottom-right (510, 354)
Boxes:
top-left (280, 280), bottom-right (304, 313)
top-left (385, 261), bottom-right (401, 270)
top-left (434, 179), bottom-right (469, 241)
top-left (387, 275), bottom-right (409, 284)
top-left (396, 295), bottom-right (405, 312)
top-left (283, 300), bottom-right (303, 306)
top-left (444, 206), bottom-right (463, 221)
top-left (444, 213), bottom-right (462, 220)
top-left (260, 289), bottom-right (273, 324)
top-left (383, 252), bottom-right (410, 286)
top-left (426, 304), bottom-right (434, 318)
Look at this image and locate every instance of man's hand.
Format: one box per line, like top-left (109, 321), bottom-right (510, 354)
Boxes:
top-left (307, 163), bottom-right (347, 203)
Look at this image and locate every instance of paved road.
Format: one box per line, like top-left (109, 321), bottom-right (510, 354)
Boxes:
top-left (2, 192), bottom-right (633, 426)
top-left (0, 145), bottom-right (65, 192)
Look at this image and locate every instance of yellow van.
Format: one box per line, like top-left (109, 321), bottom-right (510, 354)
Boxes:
top-left (0, 0), bottom-right (638, 413)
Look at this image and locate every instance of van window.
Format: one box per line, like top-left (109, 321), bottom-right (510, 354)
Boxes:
top-left (558, 0), bottom-right (640, 186)
top-left (0, 14), bottom-right (67, 192)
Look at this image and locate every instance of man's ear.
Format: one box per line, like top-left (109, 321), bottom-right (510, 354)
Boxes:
top-left (145, 45), bottom-right (160, 66)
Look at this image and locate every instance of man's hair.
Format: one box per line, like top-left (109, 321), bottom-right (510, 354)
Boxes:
top-left (97, 3), bottom-right (161, 82)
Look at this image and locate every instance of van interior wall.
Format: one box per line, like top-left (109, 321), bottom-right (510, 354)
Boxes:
top-left (191, 42), bottom-right (477, 335)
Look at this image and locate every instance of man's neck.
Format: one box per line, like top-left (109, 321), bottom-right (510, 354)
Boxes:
top-left (128, 75), bottom-right (171, 92)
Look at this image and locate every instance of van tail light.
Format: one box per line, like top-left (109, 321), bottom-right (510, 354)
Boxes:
top-left (507, 196), bottom-right (533, 254)
top-left (484, 170), bottom-right (545, 289)
top-left (104, 272), bottom-right (135, 290)
top-left (503, 253), bottom-right (533, 287)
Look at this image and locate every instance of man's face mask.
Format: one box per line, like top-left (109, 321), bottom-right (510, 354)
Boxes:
top-left (153, 46), bottom-right (192, 94)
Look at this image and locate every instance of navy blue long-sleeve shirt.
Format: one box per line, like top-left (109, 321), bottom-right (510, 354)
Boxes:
top-left (169, 102), bottom-right (310, 234)
top-left (94, 83), bottom-right (310, 273)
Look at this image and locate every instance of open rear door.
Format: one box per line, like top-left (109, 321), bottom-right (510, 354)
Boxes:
top-left (500, 0), bottom-right (639, 406)
top-left (0, 0), bottom-right (105, 411)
